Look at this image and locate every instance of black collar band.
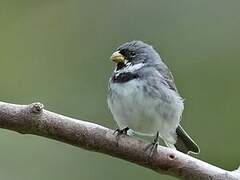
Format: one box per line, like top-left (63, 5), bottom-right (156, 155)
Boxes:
top-left (111, 72), bottom-right (140, 83)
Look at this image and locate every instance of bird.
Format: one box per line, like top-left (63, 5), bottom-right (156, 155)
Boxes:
top-left (107, 40), bottom-right (200, 154)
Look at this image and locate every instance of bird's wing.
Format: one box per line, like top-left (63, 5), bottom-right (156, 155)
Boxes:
top-left (155, 63), bottom-right (178, 92)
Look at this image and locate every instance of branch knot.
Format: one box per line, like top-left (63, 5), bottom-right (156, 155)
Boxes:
top-left (30, 102), bottom-right (44, 114)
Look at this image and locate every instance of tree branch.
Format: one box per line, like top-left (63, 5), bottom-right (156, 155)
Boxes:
top-left (0, 101), bottom-right (239, 180)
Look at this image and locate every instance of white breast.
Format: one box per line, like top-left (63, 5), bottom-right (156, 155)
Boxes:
top-left (108, 78), bottom-right (184, 144)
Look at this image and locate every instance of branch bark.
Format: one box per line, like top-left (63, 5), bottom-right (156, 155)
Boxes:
top-left (0, 101), bottom-right (239, 180)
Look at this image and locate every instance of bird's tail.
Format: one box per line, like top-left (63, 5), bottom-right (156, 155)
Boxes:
top-left (174, 125), bottom-right (200, 154)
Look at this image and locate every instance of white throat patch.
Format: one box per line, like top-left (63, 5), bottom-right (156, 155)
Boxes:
top-left (114, 62), bottom-right (144, 77)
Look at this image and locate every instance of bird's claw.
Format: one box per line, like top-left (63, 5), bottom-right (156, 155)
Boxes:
top-left (113, 127), bottom-right (129, 135)
top-left (144, 131), bottom-right (160, 157)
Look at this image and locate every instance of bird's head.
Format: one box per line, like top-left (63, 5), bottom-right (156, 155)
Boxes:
top-left (110, 40), bottom-right (161, 71)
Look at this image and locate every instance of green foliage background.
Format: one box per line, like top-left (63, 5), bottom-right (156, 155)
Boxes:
top-left (0, 0), bottom-right (239, 179)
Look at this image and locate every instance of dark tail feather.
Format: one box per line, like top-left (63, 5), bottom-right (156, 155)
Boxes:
top-left (174, 125), bottom-right (200, 154)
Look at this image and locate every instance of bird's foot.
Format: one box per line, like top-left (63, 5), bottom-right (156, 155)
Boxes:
top-left (113, 127), bottom-right (129, 136)
top-left (152, 131), bottom-right (160, 145)
top-left (145, 131), bottom-right (159, 157)
top-left (113, 127), bottom-right (130, 147)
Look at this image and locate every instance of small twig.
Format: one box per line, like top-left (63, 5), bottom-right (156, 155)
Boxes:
top-left (0, 101), bottom-right (239, 180)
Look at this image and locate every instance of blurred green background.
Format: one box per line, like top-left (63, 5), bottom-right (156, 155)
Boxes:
top-left (0, 0), bottom-right (239, 179)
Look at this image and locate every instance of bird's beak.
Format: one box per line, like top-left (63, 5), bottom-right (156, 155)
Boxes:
top-left (110, 51), bottom-right (125, 64)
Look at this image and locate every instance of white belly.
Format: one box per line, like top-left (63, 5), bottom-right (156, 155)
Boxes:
top-left (108, 79), bottom-right (184, 143)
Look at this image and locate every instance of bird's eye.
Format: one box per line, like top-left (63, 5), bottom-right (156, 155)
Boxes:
top-left (130, 51), bottom-right (136, 57)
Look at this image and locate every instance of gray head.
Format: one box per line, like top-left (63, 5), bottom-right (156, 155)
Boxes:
top-left (110, 41), bottom-right (162, 70)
